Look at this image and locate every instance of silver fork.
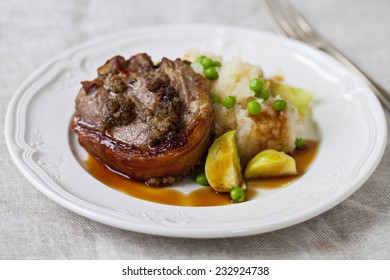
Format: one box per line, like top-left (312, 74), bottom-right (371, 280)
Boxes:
top-left (261, 0), bottom-right (390, 110)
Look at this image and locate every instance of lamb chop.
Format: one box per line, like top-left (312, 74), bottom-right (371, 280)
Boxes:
top-left (72, 53), bottom-right (213, 186)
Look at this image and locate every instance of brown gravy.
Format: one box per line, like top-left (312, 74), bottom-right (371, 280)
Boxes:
top-left (84, 141), bottom-right (318, 207)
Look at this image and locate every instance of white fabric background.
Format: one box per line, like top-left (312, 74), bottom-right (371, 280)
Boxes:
top-left (1, 0), bottom-right (389, 259)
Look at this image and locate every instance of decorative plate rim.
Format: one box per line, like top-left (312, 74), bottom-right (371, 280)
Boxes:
top-left (5, 24), bottom-right (387, 238)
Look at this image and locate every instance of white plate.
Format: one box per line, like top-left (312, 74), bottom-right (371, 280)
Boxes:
top-left (5, 24), bottom-right (387, 238)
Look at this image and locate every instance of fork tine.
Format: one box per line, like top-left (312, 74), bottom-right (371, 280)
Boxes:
top-left (261, 0), bottom-right (300, 40)
top-left (261, 0), bottom-right (319, 42)
top-left (282, 0), bottom-right (317, 36)
top-left (274, 0), bottom-right (308, 40)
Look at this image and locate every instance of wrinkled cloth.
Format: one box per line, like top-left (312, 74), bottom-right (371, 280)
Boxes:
top-left (0, 0), bottom-right (389, 259)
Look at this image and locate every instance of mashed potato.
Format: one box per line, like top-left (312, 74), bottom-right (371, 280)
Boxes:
top-left (184, 50), bottom-right (307, 165)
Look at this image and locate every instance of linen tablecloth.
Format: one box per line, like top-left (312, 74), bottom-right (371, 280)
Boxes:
top-left (1, 0), bottom-right (389, 259)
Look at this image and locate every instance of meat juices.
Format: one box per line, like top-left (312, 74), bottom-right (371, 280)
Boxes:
top-left (72, 53), bottom-right (214, 186)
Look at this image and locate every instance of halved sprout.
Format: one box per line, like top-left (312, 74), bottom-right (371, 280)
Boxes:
top-left (205, 130), bottom-right (243, 192)
top-left (269, 81), bottom-right (314, 114)
top-left (244, 149), bottom-right (297, 179)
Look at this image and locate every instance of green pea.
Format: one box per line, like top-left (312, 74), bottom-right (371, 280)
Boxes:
top-left (273, 99), bottom-right (287, 111)
top-left (196, 55), bottom-right (221, 69)
top-left (212, 61), bottom-right (222, 67)
top-left (200, 57), bottom-right (214, 69)
top-left (295, 137), bottom-right (305, 149)
top-left (222, 96), bottom-right (236, 109)
top-left (195, 55), bottom-right (206, 63)
top-left (249, 78), bottom-right (263, 93)
top-left (204, 67), bottom-right (219, 80)
top-left (247, 101), bottom-right (261, 116)
top-left (255, 88), bottom-right (270, 101)
top-left (195, 172), bottom-right (209, 186)
top-left (210, 92), bottom-right (221, 104)
top-left (230, 187), bottom-right (246, 203)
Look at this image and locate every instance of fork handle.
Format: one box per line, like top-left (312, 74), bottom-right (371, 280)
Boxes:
top-left (318, 43), bottom-right (390, 110)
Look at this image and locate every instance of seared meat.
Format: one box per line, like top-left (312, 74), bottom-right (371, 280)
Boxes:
top-left (72, 53), bottom-right (213, 186)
